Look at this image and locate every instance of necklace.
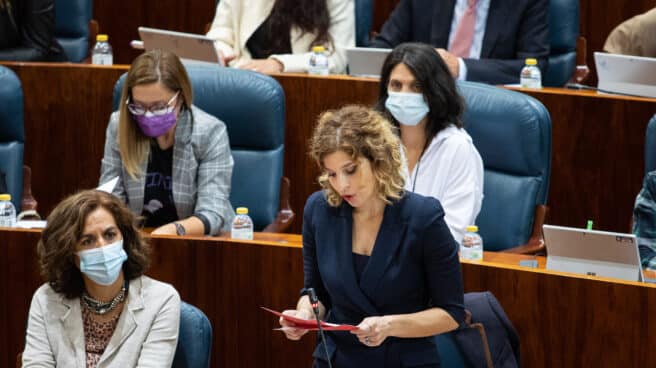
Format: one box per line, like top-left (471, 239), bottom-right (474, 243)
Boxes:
top-left (82, 279), bottom-right (129, 315)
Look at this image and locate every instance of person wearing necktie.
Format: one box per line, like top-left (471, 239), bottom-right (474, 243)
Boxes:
top-left (370, 0), bottom-right (549, 85)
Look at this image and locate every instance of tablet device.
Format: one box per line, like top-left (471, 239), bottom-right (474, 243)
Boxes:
top-left (543, 224), bottom-right (644, 282)
top-left (138, 26), bottom-right (220, 64)
top-left (595, 52), bottom-right (656, 98)
top-left (346, 47), bottom-right (391, 78)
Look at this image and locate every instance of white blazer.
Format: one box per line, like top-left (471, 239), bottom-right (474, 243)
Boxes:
top-left (206, 0), bottom-right (355, 73)
top-left (22, 276), bottom-right (181, 368)
top-left (404, 125), bottom-right (484, 244)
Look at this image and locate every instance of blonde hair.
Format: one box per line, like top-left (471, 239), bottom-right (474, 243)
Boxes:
top-left (310, 105), bottom-right (405, 207)
top-left (118, 49), bottom-right (193, 178)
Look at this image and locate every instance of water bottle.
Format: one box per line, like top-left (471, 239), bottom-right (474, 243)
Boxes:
top-left (231, 207), bottom-right (253, 240)
top-left (92, 34), bottom-right (113, 66)
top-left (461, 225), bottom-right (483, 261)
top-left (308, 46), bottom-right (329, 76)
top-left (0, 194), bottom-right (16, 228)
top-left (520, 58), bottom-right (541, 88)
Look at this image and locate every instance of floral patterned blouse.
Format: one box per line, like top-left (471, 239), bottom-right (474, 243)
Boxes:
top-left (81, 301), bottom-right (122, 368)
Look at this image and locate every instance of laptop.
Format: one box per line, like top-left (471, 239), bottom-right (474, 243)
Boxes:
top-left (594, 52), bottom-right (656, 98)
top-left (138, 27), bottom-right (220, 64)
top-left (346, 47), bottom-right (391, 78)
top-left (543, 224), bottom-right (644, 282)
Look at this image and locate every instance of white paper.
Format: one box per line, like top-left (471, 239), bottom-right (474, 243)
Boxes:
top-left (97, 177), bottom-right (119, 193)
top-left (15, 220), bottom-right (47, 229)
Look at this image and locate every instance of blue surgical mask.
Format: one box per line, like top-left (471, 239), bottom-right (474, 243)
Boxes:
top-left (385, 91), bottom-right (429, 126)
top-left (78, 240), bottom-right (128, 286)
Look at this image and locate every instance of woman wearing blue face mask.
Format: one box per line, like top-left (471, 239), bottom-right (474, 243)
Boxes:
top-left (99, 49), bottom-right (235, 236)
top-left (22, 190), bottom-right (181, 367)
top-left (376, 42), bottom-right (484, 244)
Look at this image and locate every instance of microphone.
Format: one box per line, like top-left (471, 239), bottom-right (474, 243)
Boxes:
top-left (307, 288), bottom-right (333, 368)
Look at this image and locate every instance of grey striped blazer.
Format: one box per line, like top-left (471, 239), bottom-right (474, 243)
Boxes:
top-left (99, 105), bottom-right (235, 235)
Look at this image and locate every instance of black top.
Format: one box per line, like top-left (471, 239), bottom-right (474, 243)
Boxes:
top-left (0, 170), bottom-right (6, 194)
top-left (0, 0), bottom-right (66, 61)
top-left (352, 252), bottom-right (369, 282)
top-left (245, 12), bottom-right (292, 59)
top-left (141, 143), bottom-right (178, 228)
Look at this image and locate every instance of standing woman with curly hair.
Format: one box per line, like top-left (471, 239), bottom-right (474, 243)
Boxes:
top-left (278, 105), bottom-right (465, 367)
top-left (22, 190), bottom-right (180, 367)
top-left (206, 0), bottom-right (354, 74)
top-left (0, 0), bottom-right (66, 61)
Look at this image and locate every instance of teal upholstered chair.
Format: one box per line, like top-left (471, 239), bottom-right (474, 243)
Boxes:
top-left (173, 302), bottom-right (213, 368)
top-left (458, 81), bottom-right (552, 253)
top-left (0, 66), bottom-right (24, 211)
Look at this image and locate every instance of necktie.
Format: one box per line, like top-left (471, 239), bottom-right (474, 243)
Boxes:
top-left (449, 0), bottom-right (478, 58)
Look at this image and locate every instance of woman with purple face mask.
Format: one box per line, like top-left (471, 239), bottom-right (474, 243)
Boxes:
top-left (99, 49), bottom-right (235, 236)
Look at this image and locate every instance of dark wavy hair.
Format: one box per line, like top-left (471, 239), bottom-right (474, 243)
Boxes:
top-left (269, 0), bottom-right (331, 52)
top-left (376, 42), bottom-right (464, 148)
top-left (37, 190), bottom-right (151, 299)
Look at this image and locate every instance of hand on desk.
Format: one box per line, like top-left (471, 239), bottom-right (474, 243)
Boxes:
top-left (435, 48), bottom-right (460, 78)
top-left (150, 223), bottom-right (177, 235)
top-left (351, 316), bottom-right (392, 347)
top-left (239, 59), bottom-right (283, 74)
top-left (216, 49), bottom-right (235, 66)
top-left (279, 309), bottom-right (313, 340)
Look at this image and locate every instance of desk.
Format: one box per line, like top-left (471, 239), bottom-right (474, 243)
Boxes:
top-left (2, 228), bottom-right (656, 368)
top-left (3, 61), bottom-right (656, 234)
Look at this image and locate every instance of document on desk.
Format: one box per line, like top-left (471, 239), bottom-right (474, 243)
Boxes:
top-left (261, 307), bottom-right (357, 331)
top-left (97, 176), bottom-right (119, 193)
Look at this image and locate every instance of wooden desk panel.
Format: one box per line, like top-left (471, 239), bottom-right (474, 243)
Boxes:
top-left (507, 86), bottom-right (656, 232)
top-left (3, 228), bottom-right (656, 368)
top-left (3, 62), bottom-right (655, 234)
top-left (2, 62), bottom-right (128, 217)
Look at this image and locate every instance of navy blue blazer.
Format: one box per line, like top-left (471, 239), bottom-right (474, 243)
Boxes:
top-left (302, 191), bottom-right (465, 367)
top-left (370, 0), bottom-right (549, 85)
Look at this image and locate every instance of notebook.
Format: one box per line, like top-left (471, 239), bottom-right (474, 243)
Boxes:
top-left (543, 224), bottom-right (644, 282)
top-left (594, 52), bottom-right (656, 98)
top-left (346, 47), bottom-right (391, 78)
top-left (138, 27), bottom-right (220, 64)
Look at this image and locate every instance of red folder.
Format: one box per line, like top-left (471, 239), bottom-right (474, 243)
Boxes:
top-left (261, 306), bottom-right (358, 331)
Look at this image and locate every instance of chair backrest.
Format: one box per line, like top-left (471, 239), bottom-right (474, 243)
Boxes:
top-left (544, 0), bottom-right (579, 87)
top-left (173, 301), bottom-right (213, 368)
top-left (355, 0), bottom-right (373, 46)
top-left (113, 64), bottom-right (285, 230)
top-left (435, 333), bottom-right (468, 367)
top-left (55, 0), bottom-right (94, 62)
top-left (0, 66), bottom-right (25, 211)
top-left (645, 115), bottom-right (656, 173)
top-left (458, 81), bottom-right (552, 250)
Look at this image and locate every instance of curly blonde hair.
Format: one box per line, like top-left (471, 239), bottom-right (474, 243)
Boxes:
top-left (310, 105), bottom-right (405, 207)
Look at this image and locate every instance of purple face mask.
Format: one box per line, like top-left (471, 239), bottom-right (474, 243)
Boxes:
top-left (134, 111), bottom-right (177, 137)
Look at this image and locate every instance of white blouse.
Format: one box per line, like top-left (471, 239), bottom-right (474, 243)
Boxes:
top-left (403, 125), bottom-right (484, 244)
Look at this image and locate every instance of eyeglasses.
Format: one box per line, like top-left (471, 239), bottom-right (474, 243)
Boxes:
top-left (126, 91), bottom-right (180, 116)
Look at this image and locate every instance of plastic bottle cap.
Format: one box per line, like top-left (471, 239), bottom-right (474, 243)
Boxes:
top-left (525, 58), bottom-right (537, 65)
top-left (0, 194), bottom-right (11, 201)
top-left (466, 225), bottom-right (478, 232)
top-left (312, 46), bottom-right (326, 53)
top-left (236, 207), bottom-right (249, 215)
top-left (97, 34), bottom-right (109, 42)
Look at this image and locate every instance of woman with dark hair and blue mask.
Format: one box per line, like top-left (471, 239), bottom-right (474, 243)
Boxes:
top-left (376, 42), bottom-right (484, 244)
